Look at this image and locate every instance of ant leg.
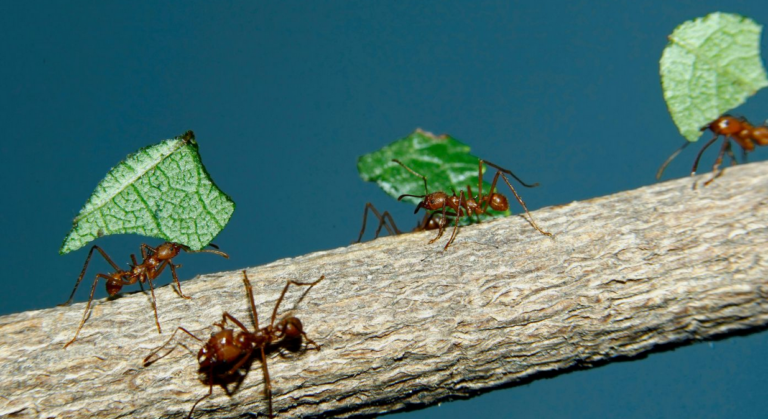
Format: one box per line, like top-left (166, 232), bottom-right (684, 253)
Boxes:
top-left (375, 211), bottom-right (401, 238)
top-left (656, 141), bottom-right (690, 180)
top-left (259, 346), bottom-right (274, 419)
top-left (444, 191), bottom-right (465, 250)
top-left (242, 271), bottom-right (260, 330)
top-left (724, 142), bottom-right (738, 166)
top-left (143, 326), bottom-right (203, 366)
top-left (480, 169), bottom-right (503, 214)
top-left (269, 276), bottom-right (325, 329)
top-left (140, 243), bottom-right (158, 260)
top-left (188, 366), bottom-right (215, 419)
top-left (147, 278), bottom-right (162, 334)
top-left (703, 139), bottom-right (732, 187)
top-left (65, 273), bottom-right (114, 348)
top-left (393, 159), bottom-right (429, 195)
top-left (427, 206), bottom-right (449, 244)
top-left (355, 203), bottom-right (401, 243)
top-left (691, 135), bottom-right (720, 176)
top-left (61, 245), bottom-right (122, 306)
top-left (169, 263), bottom-right (192, 299)
top-left (477, 160), bottom-right (485, 205)
top-left (222, 312), bottom-right (252, 334)
top-left (498, 173), bottom-right (552, 237)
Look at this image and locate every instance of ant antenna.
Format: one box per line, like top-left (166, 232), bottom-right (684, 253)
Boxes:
top-left (656, 141), bottom-right (690, 180)
top-left (392, 159), bottom-right (429, 195)
top-left (482, 160), bottom-right (539, 188)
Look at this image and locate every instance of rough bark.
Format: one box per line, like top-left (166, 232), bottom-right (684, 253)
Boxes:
top-left (2, 162), bottom-right (768, 419)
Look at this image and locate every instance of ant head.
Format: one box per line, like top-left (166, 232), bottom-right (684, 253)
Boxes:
top-left (106, 274), bottom-right (124, 296)
top-left (421, 192), bottom-right (447, 211)
top-left (707, 115), bottom-right (743, 136)
top-left (155, 242), bottom-right (183, 260)
top-left (276, 317), bottom-right (304, 340)
top-left (198, 343), bottom-right (216, 369)
top-left (488, 193), bottom-right (509, 212)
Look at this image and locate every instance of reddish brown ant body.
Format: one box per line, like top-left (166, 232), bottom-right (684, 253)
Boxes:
top-left (63, 242), bottom-right (229, 348)
top-left (657, 115), bottom-right (768, 185)
top-left (143, 270), bottom-right (324, 419)
top-left (393, 158), bottom-right (551, 250)
top-left (354, 203), bottom-right (453, 243)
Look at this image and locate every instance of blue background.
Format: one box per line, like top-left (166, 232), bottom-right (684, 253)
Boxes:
top-left (2, 1), bottom-right (767, 418)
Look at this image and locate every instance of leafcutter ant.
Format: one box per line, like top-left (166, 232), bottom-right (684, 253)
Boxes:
top-left (656, 115), bottom-right (768, 186)
top-left (393, 158), bottom-right (551, 249)
top-left (143, 270), bottom-right (324, 418)
top-left (62, 242), bottom-right (229, 348)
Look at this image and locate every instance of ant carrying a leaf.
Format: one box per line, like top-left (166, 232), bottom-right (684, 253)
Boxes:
top-left (392, 158), bottom-right (551, 250)
top-left (657, 115), bottom-right (768, 186)
top-left (62, 241), bottom-right (229, 348)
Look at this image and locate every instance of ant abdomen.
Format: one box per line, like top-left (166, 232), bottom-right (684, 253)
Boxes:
top-left (752, 126), bottom-right (768, 146)
top-left (487, 193), bottom-right (508, 211)
top-left (105, 278), bottom-right (123, 296)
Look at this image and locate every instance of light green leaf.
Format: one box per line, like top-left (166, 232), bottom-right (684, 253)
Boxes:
top-left (660, 12), bottom-right (768, 142)
top-left (60, 131), bottom-right (235, 254)
top-left (357, 129), bottom-right (519, 222)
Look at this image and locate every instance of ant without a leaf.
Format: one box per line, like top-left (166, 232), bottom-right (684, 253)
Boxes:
top-left (62, 242), bottom-right (229, 348)
top-left (354, 203), bottom-right (453, 243)
top-left (143, 270), bottom-right (324, 419)
top-left (657, 115), bottom-right (768, 186)
top-left (393, 158), bottom-right (551, 249)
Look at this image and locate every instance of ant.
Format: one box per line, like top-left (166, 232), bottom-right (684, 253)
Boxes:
top-left (143, 270), bottom-right (324, 419)
top-left (656, 115), bottom-right (768, 186)
top-left (355, 203), bottom-right (453, 243)
top-left (62, 242), bottom-right (229, 348)
top-left (393, 158), bottom-right (551, 250)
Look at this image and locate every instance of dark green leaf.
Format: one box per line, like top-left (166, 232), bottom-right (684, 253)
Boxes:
top-left (357, 129), bottom-right (520, 222)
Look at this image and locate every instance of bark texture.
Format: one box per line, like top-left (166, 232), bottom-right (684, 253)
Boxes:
top-left (2, 162), bottom-right (768, 419)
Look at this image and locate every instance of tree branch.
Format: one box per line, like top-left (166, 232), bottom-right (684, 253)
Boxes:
top-left (2, 162), bottom-right (768, 418)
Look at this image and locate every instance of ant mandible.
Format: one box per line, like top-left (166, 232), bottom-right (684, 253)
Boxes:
top-left (62, 242), bottom-right (229, 348)
top-left (143, 270), bottom-right (324, 419)
top-left (656, 115), bottom-right (768, 186)
top-left (354, 203), bottom-right (453, 243)
top-left (393, 158), bottom-right (551, 250)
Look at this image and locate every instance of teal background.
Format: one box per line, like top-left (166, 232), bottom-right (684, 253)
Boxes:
top-left (2, 1), bottom-right (767, 418)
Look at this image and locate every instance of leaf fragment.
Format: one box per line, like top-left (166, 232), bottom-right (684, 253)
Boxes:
top-left (660, 12), bottom-right (768, 142)
top-left (60, 131), bottom-right (235, 254)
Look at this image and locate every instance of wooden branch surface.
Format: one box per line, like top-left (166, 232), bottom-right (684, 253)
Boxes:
top-left (2, 162), bottom-right (768, 419)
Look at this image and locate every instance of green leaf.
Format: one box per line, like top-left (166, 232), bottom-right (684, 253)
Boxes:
top-left (357, 129), bottom-right (514, 222)
top-left (660, 12), bottom-right (768, 142)
top-left (60, 131), bottom-right (236, 254)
